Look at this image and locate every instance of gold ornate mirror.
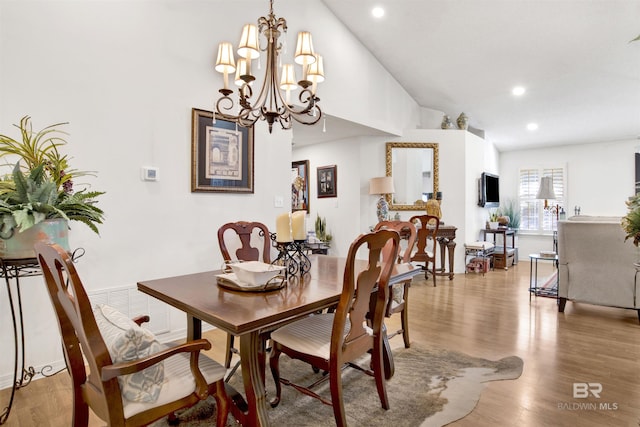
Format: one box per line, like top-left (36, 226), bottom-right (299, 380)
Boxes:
top-left (385, 142), bottom-right (439, 211)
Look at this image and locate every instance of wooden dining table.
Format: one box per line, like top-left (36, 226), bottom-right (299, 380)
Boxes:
top-left (137, 255), bottom-right (420, 427)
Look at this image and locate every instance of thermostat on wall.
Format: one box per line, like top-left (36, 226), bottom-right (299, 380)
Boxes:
top-left (141, 167), bottom-right (159, 181)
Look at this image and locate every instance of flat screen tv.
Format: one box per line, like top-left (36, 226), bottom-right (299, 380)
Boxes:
top-left (478, 172), bottom-right (500, 208)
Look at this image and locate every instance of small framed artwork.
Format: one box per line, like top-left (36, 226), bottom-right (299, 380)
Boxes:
top-left (317, 165), bottom-right (337, 198)
top-left (191, 108), bottom-right (254, 193)
top-left (292, 160), bottom-right (310, 212)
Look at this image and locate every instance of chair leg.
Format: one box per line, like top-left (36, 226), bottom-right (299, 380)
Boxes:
top-left (212, 380), bottom-right (230, 427)
top-left (400, 305), bottom-right (410, 349)
top-left (225, 334), bottom-right (234, 369)
top-left (329, 365), bottom-right (347, 427)
top-left (431, 261), bottom-right (437, 287)
top-left (269, 345), bottom-right (283, 408)
top-left (371, 336), bottom-right (390, 411)
top-left (72, 394), bottom-right (89, 427)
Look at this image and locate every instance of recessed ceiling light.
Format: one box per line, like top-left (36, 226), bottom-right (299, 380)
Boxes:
top-left (372, 7), bottom-right (385, 18)
top-left (527, 123), bottom-right (539, 131)
top-left (512, 86), bottom-right (526, 96)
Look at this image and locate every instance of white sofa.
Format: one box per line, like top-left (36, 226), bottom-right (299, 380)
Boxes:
top-left (557, 216), bottom-right (640, 321)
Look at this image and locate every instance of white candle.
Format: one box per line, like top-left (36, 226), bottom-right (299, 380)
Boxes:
top-left (276, 212), bottom-right (293, 242)
top-left (292, 211), bottom-right (306, 240)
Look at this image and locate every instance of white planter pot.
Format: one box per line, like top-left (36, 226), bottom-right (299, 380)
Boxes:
top-left (0, 219), bottom-right (69, 259)
top-left (489, 221), bottom-right (500, 230)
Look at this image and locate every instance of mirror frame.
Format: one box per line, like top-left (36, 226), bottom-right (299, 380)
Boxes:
top-left (385, 142), bottom-right (439, 211)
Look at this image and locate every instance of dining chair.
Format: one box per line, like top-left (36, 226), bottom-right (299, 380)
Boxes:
top-left (217, 221), bottom-right (272, 371)
top-left (269, 229), bottom-right (400, 426)
top-left (34, 242), bottom-right (230, 427)
top-left (409, 214), bottom-right (441, 287)
top-left (373, 220), bottom-right (418, 348)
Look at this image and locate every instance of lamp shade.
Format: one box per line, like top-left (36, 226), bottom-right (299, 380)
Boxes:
top-left (234, 58), bottom-right (249, 86)
top-left (237, 24), bottom-right (260, 59)
top-left (307, 54), bottom-right (325, 83)
top-left (215, 42), bottom-right (236, 73)
top-left (369, 176), bottom-right (395, 195)
top-left (280, 64), bottom-right (297, 90)
top-left (536, 176), bottom-right (556, 200)
top-left (294, 31), bottom-right (316, 65)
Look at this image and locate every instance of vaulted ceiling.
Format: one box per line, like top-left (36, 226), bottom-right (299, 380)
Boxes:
top-left (296, 0), bottom-right (640, 152)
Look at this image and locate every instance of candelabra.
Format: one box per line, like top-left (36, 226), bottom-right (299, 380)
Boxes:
top-left (270, 233), bottom-right (311, 276)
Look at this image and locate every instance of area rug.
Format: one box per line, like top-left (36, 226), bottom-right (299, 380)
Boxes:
top-left (152, 344), bottom-right (523, 427)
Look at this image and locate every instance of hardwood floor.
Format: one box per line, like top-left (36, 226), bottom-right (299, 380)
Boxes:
top-left (2, 261), bottom-right (639, 426)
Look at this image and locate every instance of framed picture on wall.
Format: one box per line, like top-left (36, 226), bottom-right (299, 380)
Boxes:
top-left (317, 165), bottom-right (337, 198)
top-left (292, 160), bottom-right (310, 212)
top-left (191, 108), bottom-right (254, 193)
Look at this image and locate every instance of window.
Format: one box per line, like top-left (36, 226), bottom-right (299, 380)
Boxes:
top-left (518, 167), bottom-right (565, 232)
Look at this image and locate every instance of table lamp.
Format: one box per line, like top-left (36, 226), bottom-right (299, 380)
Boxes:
top-left (536, 176), bottom-right (559, 220)
top-left (369, 177), bottom-right (394, 222)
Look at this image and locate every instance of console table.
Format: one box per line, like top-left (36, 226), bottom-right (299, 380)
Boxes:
top-left (481, 228), bottom-right (518, 270)
top-left (399, 223), bottom-right (457, 280)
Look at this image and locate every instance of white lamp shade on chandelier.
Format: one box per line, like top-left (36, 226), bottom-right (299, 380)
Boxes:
top-left (213, 0), bottom-right (324, 133)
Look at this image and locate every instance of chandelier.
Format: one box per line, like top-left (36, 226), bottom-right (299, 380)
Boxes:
top-left (213, 0), bottom-right (324, 133)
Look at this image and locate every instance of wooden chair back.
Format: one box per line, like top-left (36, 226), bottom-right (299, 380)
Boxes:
top-left (217, 221), bottom-right (272, 263)
top-left (373, 220), bottom-right (417, 347)
top-left (373, 220), bottom-right (418, 263)
top-left (35, 243), bottom-right (228, 427)
top-left (409, 214), bottom-right (441, 286)
top-left (334, 229), bottom-right (399, 362)
top-left (36, 242), bottom-right (120, 426)
top-left (217, 221), bottom-right (272, 369)
top-left (269, 229), bottom-right (400, 426)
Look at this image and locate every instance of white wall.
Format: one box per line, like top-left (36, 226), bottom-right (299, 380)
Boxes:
top-left (296, 129), bottom-right (500, 275)
top-left (500, 138), bottom-right (638, 258)
top-left (0, 0), bottom-right (420, 385)
top-left (399, 129), bottom-right (499, 273)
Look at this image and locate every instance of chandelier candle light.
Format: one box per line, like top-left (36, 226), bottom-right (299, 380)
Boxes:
top-left (214, 0), bottom-right (324, 133)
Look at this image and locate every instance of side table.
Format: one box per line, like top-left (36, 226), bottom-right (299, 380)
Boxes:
top-left (481, 228), bottom-right (518, 270)
top-left (528, 253), bottom-right (558, 300)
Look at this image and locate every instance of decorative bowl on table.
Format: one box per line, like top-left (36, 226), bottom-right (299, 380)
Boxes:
top-left (230, 261), bottom-right (286, 286)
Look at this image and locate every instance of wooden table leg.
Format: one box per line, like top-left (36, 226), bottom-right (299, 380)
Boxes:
top-left (239, 332), bottom-right (271, 427)
top-left (446, 240), bottom-right (456, 280)
top-left (186, 314), bottom-right (202, 340)
top-left (436, 237), bottom-right (456, 280)
top-left (438, 238), bottom-right (447, 274)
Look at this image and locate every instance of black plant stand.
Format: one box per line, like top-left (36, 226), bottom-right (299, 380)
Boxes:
top-left (0, 257), bottom-right (42, 425)
top-left (0, 248), bottom-right (83, 424)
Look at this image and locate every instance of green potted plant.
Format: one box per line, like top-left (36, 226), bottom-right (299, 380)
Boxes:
top-left (500, 198), bottom-right (521, 230)
top-left (314, 213), bottom-right (332, 243)
top-left (622, 194), bottom-right (640, 246)
top-left (487, 210), bottom-right (500, 229)
top-left (0, 116), bottom-right (105, 258)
